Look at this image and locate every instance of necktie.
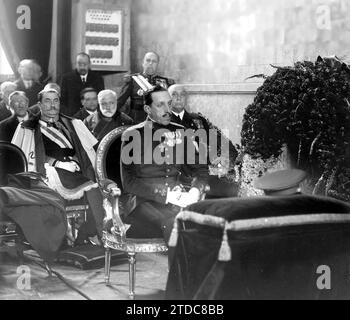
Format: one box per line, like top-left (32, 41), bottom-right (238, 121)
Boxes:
top-left (173, 114), bottom-right (182, 124)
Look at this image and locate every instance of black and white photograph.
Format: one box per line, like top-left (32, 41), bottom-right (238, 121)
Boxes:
top-left (1, 0), bottom-right (350, 305)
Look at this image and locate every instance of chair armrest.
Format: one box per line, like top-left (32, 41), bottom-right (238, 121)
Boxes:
top-left (200, 185), bottom-right (211, 201)
top-left (99, 179), bottom-right (127, 241)
top-left (99, 179), bottom-right (121, 199)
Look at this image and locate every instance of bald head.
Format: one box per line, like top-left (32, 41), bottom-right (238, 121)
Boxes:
top-left (142, 52), bottom-right (159, 76)
top-left (31, 60), bottom-right (42, 82)
top-left (18, 59), bottom-right (35, 81)
top-left (44, 83), bottom-right (61, 95)
top-left (168, 84), bottom-right (187, 113)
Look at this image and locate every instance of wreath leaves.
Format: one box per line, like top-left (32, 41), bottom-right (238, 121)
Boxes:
top-left (241, 56), bottom-right (350, 199)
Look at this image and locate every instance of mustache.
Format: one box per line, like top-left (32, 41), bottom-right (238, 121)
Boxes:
top-left (162, 112), bottom-right (171, 118)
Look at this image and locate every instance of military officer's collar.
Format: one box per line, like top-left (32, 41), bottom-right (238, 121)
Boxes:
top-left (145, 116), bottom-right (167, 129)
top-left (142, 72), bottom-right (157, 80)
top-left (145, 116), bottom-right (184, 130)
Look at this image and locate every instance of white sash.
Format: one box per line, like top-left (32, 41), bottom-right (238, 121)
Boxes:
top-left (11, 124), bottom-right (37, 172)
top-left (71, 119), bottom-right (98, 169)
top-left (39, 120), bottom-right (73, 149)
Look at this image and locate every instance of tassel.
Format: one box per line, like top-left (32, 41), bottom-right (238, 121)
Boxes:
top-left (218, 223), bottom-right (231, 262)
top-left (168, 217), bottom-right (179, 247)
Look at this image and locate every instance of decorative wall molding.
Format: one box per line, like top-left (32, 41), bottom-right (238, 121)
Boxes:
top-left (181, 83), bottom-right (262, 95)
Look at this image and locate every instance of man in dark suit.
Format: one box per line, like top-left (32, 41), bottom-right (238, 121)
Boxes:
top-left (0, 91), bottom-right (29, 142)
top-left (117, 52), bottom-right (175, 124)
top-left (168, 84), bottom-right (239, 198)
top-left (169, 84), bottom-right (210, 131)
top-left (14, 60), bottom-right (44, 107)
top-left (84, 89), bottom-right (133, 142)
top-left (60, 53), bottom-right (105, 117)
top-left (119, 87), bottom-right (208, 243)
top-left (73, 87), bottom-right (98, 121)
top-left (0, 81), bottom-right (17, 121)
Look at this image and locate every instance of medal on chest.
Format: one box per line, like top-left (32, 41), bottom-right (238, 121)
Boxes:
top-left (158, 131), bottom-right (183, 153)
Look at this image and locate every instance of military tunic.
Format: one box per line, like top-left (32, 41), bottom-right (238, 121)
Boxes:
top-left (120, 118), bottom-right (208, 241)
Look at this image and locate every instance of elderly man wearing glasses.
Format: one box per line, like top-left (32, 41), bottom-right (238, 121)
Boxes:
top-left (0, 91), bottom-right (30, 142)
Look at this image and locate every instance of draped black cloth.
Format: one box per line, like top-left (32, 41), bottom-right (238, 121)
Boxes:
top-left (0, 173), bottom-right (66, 263)
top-left (166, 195), bottom-right (350, 300)
top-left (0, 0), bottom-right (53, 79)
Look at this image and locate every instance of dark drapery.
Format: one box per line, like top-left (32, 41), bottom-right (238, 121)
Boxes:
top-left (165, 196), bottom-right (350, 300)
top-left (0, 0), bottom-right (53, 79)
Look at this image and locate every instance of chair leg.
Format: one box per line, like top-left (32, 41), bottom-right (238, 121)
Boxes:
top-left (66, 219), bottom-right (75, 247)
top-left (128, 252), bottom-right (136, 300)
top-left (105, 248), bottom-right (111, 285)
top-left (45, 262), bottom-right (53, 277)
top-left (15, 237), bottom-right (25, 265)
top-left (71, 217), bottom-right (76, 242)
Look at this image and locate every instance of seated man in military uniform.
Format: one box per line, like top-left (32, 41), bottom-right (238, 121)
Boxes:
top-left (117, 52), bottom-right (175, 124)
top-left (120, 86), bottom-right (209, 242)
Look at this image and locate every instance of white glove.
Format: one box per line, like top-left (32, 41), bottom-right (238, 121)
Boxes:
top-left (137, 89), bottom-right (145, 96)
top-left (55, 161), bottom-right (80, 173)
top-left (166, 188), bottom-right (182, 205)
top-left (106, 183), bottom-right (121, 197)
top-left (166, 187), bottom-right (201, 208)
top-left (188, 187), bottom-right (201, 202)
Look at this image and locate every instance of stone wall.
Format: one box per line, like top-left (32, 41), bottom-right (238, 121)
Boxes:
top-left (69, 0), bottom-right (350, 145)
top-left (182, 83), bottom-right (259, 145)
top-left (129, 0), bottom-right (350, 83)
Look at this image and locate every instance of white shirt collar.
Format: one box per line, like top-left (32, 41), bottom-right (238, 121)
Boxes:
top-left (23, 80), bottom-right (33, 89)
top-left (39, 119), bottom-right (57, 127)
top-left (81, 74), bottom-right (88, 82)
top-left (17, 113), bottom-right (29, 122)
top-left (172, 110), bottom-right (185, 120)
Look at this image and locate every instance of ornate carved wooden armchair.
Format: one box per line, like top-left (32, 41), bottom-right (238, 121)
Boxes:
top-left (95, 127), bottom-right (168, 299)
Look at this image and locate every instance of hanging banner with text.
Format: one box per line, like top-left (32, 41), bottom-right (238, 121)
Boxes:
top-left (0, 0), bottom-right (53, 79)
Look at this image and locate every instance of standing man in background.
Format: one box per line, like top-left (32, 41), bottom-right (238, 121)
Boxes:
top-left (14, 59), bottom-right (44, 107)
top-left (60, 53), bottom-right (105, 117)
top-left (117, 51), bottom-right (175, 124)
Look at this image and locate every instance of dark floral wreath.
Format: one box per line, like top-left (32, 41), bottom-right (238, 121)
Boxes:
top-left (241, 56), bottom-right (350, 199)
